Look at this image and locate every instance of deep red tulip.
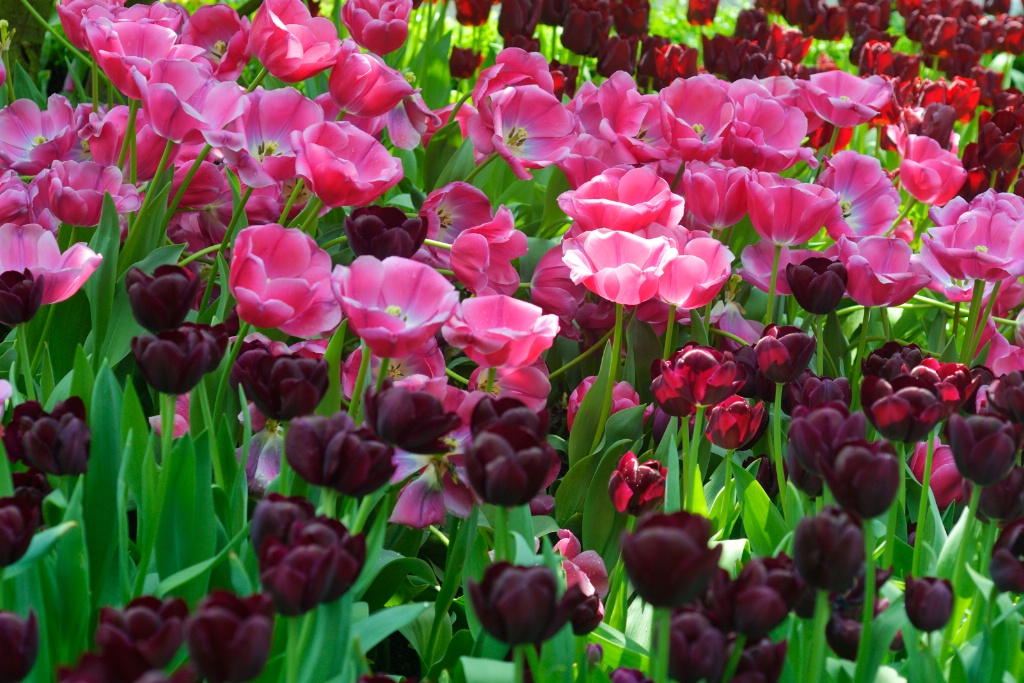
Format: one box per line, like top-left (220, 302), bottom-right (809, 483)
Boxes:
top-left (230, 343), bottom-right (328, 422)
top-left (705, 396), bottom-right (766, 451)
top-left (608, 452), bottom-right (666, 516)
top-left (754, 325), bottom-right (816, 385)
top-left (125, 265), bottom-right (199, 333)
top-left (3, 397), bottom-right (90, 476)
top-left (468, 563), bottom-right (584, 644)
top-left (904, 576), bottom-right (953, 632)
top-left (991, 519), bottom-right (1024, 593)
top-left (0, 610), bottom-right (37, 683)
top-left (285, 413), bottom-right (395, 498)
top-left (0, 270), bottom-right (43, 327)
top-left (667, 610), bottom-right (727, 683)
top-left (250, 494), bottom-right (315, 556)
top-left (861, 375), bottom-right (945, 443)
top-left (652, 343), bottom-right (746, 416)
top-left (785, 257), bottom-right (848, 315)
top-left (946, 413), bottom-right (1019, 486)
top-left (185, 591), bottom-right (274, 683)
top-left (819, 439), bottom-right (900, 518)
top-left (131, 324), bottom-right (228, 396)
top-left (365, 380), bottom-right (461, 454)
top-left (95, 596), bottom-right (188, 678)
top-left (783, 371), bottom-right (852, 413)
top-left (787, 403), bottom-right (865, 475)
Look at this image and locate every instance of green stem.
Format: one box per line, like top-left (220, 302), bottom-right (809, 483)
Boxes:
top-left (198, 186), bottom-right (255, 314)
top-left (212, 321), bottom-right (251, 421)
top-left (548, 327), bottom-right (614, 381)
top-left (130, 139), bottom-right (175, 230)
top-left (881, 456), bottom-right (903, 569)
top-left (297, 197), bottom-right (324, 235)
top-left (663, 305), bottom-right (677, 359)
top-left (854, 523), bottom-right (877, 683)
top-left (463, 152), bottom-right (499, 185)
top-left (286, 616), bottom-right (306, 683)
top-left (163, 144), bottom-right (213, 227)
top-left (765, 244), bottom-right (782, 326)
top-left (880, 308), bottom-right (892, 341)
top-left (16, 327), bottom-right (35, 401)
top-left (723, 633), bottom-right (747, 681)
top-left (374, 357), bottom-right (391, 394)
top-left (649, 607), bottom-right (671, 682)
top-left (494, 505), bottom-right (510, 561)
top-left (118, 100), bottom-right (139, 170)
top-left (813, 316), bottom-right (824, 376)
top-left (177, 244), bottom-right (223, 267)
top-left (16, 0), bottom-right (92, 64)
top-left (245, 66), bottom-right (268, 93)
top-left (321, 235), bottom-right (348, 250)
top-left (685, 406), bottom-right (706, 512)
top-left (514, 645), bottom-right (527, 683)
top-left (445, 368), bottom-right (469, 385)
top-left (722, 450), bottom-right (735, 528)
top-left (806, 590), bottom-right (831, 683)
top-left (852, 307), bottom-right (872, 409)
top-left (350, 494), bottom-right (376, 534)
top-left (965, 280), bottom-right (1001, 364)
top-left (911, 430), bottom-right (939, 578)
top-left (423, 238), bottom-right (453, 250)
top-left (347, 341), bottom-right (373, 422)
top-left (589, 302), bottom-right (624, 455)
top-left (772, 381), bottom-right (786, 513)
top-left (891, 198), bottom-right (918, 233)
top-left (277, 179), bottom-right (305, 225)
top-left (959, 281), bottom-right (986, 364)
top-left (319, 488), bottom-right (339, 517)
top-left (951, 484), bottom-right (982, 598)
top-left (482, 367), bottom-right (497, 395)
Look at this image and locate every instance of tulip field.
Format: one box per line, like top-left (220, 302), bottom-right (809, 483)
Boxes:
top-left (3, 0), bottom-right (1024, 680)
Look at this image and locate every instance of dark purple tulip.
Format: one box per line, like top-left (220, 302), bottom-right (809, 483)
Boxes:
top-left (3, 397), bottom-right (90, 476)
top-left (621, 511), bottom-right (722, 608)
top-left (569, 592), bottom-right (604, 635)
top-left (652, 343), bottom-right (746, 416)
top-left (125, 265), bottom-right (200, 333)
top-left (786, 445), bottom-right (824, 497)
top-left (250, 494), bottom-right (315, 557)
top-left (991, 519), bottom-right (1024, 593)
top-left (861, 375), bottom-right (944, 443)
top-left (608, 452), bottom-right (666, 516)
top-left (793, 506), bottom-right (864, 593)
top-left (449, 47), bottom-right (483, 79)
top-left (0, 610), bottom-right (37, 683)
top-left (734, 637), bottom-right (787, 683)
top-left (231, 343), bottom-right (328, 421)
top-left (609, 669), bottom-right (653, 683)
top-left (365, 380), bottom-right (460, 454)
top-left (0, 270), bottom-right (43, 326)
top-left (185, 591), bottom-right (274, 683)
top-left (787, 403), bottom-right (866, 475)
top-left (820, 439), bottom-right (900, 519)
top-left (612, 0), bottom-right (649, 36)
top-left (132, 323), bottom-right (228, 395)
top-left (904, 576), bottom-right (953, 632)
top-left (597, 35), bottom-right (638, 77)
top-left (258, 517), bottom-right (366, 616)
top-left (344, 206), bottom-right (427, 260)
top-left (465, 423), bottom-right (561, 507)
top-left (667, 610), bottom-right (727, 683)
top-left (783, 371), bottom-right (851, 413)
top-left (0, 496), bottom-right (39, 568)
top-left (497, 0), bottom-right (542, 39)
top-left (786, 257), bottom-right (848, 315)
top-left (10, 470), bottom-right (50, 510)
top-left (285, 413), bottom-right (395, 497)
top-left (468, 563), bottom-right (583, 645)
top-left (713, 555), bottom-right (804, 639)
top-left (95, 596), bottom-right (188, 678)
top-left (706, 396), bottom-right (766, 451)
top-left (470, 396), bottom-right (549, 440)
top-left (826, 610), bottom-right (862, 660)
top-left (989, 371), bottom-right (1024, 423)
top-left (754, 325), bottom-right (816, 384)
top-left (732, 344), bottom-right (776, 402)
top-left (861, 341), bottom-right (925, 381)
top-left (971, 466), bottom-right (1024, 521)
top-left (946, 413), bottom-right (1019, 486)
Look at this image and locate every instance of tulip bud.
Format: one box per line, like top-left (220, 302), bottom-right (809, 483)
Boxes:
top-left (132, 323), bottom-right (228, 395)
top-left (826, 610), bottom-right (862, 661)
top-left (652, 343), bottom-right (746, 416)
top-left (125, 265), bottom-right (200, 333)
top-left (344, 206), bottom-right (427, 260)
top-left (754, 325), bottom-right (816, 384)
top-left (621, 511), bottom-right (722, 608)
top-left (2, 397), bottom-right (90, 476)
top-left (470, 396), bottom-right (549, 440)
top-left (861, 341), bottom-right (925, 381)
top-left (989, 371), bottom-right (1024, 423)
top-left (970, 466), bottom-right (1024, 521)
top-left (667, 610), bottom-right (727, 683)
top-left (0, 610), bottom-right (37, 683)
top-left (608, 452), bottom-right (666, 516)
top-left (991, 519), bottom-right (1024, 593)
top-left (946, 413), bottom-right (1019, 486)
top-left (449, 47), bottom-right (483, 79)
top-left (786, 257), bottom-right (848, 315)
top-left (285, 413), bottom-right (395, 497)
top-left (570, 592), bottom-right (605, 635)
top-left (714, 555), bottom-right (805, 639)
top-left (787, 404), bottom-right (866, 475)
top-left (250, 494), bottom-right (315, 556)
top-left (820, 439), bottom-right (900, 519)
top-left (231, 344), bottom-right (328, 422)
top-left (0, 270), bottom-right (43, 326)
top-left (0, 495), bottom-right (39, 568)
top-left (365, 380), bottom-right (460, 454)
top-left (734, 637), bottom-right (787, 683)
top-left (95, 596), bottom-right (188, 678)
top-left (465, 423), bottom-right (561, 507)
top-left (706, 395), bottom-right (766, 450)
top-left (783, 371), bottom-right (851, 413)
top-left (904, 576), bottom-right (953, 631)
top-left (787, 445), bottom-right (825, 498)
top-left (468, 563), bottom-right (583, 645)
top-left (793, 506), bottom-right (864, 593)
top-left (185, 591), bottom-right (274, 683)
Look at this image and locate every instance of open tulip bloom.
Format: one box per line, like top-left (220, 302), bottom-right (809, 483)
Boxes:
top-left (6, 1), bottom-right (1024, 682)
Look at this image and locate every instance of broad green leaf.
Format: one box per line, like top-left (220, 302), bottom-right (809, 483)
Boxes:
top-left (155, 524), bottom-right (249, 597)
top-left (733, 466), bottom-right (787, 557)
top-left (588, 622), bottom-right (648, 671)
top-left (1, 521), bottom-right (77, 580)
top-left (85, 195), bottom-right (121, 370)
top-left (84, 365), bottom-right (123, 608)
top-left (458, 657), bottom-right (515, 683)
top-left (567, 345), bottom-right (613, 466)
top-left (352, 602), bottom-right (432, 653)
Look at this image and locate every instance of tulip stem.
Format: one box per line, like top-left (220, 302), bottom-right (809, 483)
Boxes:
top-left (16, 328), bottom-right (35, 402)
top-left (493, 506), bottom-right (510, 561)
top-left (765, 244), bottom-right (782, 326)
top-left (319, 488), bottom-right (339, 518)
top-left (548, 327), bottom-right (615, 381)
top-left (296, 198), bottom-right (324, 235)
top-left (911, 430), bottom-right (939, 578)
top-left (685, 406), bottom-right (706, 513)
top-left (423, 238), bottom-right (453, 250)
top-left (177, 244), bottom-right (223, 268)
top-left (197, 186), bottom-right (255, 314)
top-left (951, 484), bottom-right (982, 598)
top-left (590, 303), bottom-right (624, 456)
top-left (375, 358), bottom-right (391, 395)
top-left (959, 281), bottom-right (986, 364)
top-left (464, 152), bottom-right (500, 186)
top-left (514, 645), bottom-right (528, 683)
top-left (771, 382), bottom-right (786, 515)
top-left (160, 393), bottom-right (176, 463)
top-left (722, 633), bottom-right (747, 681)
top-left (852, 307), bottom-right (872, 410)
top-left (118, 100), bottom-right (139, 171)
top-left (212, 321), bottom-right (251, 422)
top-left (649, 607), bottom-right (671, 681)
top-left (30, 306), bottom-right (55, 373)
top-left (965, 280), bottom-right (1001, 365)
top-left (806, 590), bottom-right (831, 683)
top-left (348, 341), bottom-right (373, 423)
top-left (891, 198), bottom-right (918, 234)
top-left (278, 180), bottom-right (305, 225)
top-left (854, 523), bottom-right (877, 683)
top-left (722, 450), bottom-right (735, 528)
top-left (882, 455), bottom-right (903, 569)
top-left (663, 305), bottom-right (677, 359)
top-left (245, 66), bottom-right (268, 94)
top-left (286, 615), bottom-right (311, 683)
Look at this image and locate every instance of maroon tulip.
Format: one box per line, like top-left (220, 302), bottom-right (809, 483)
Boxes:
top-left (686, 0), bottom-right (719, 25)
top-left (258, 516), bottom-right (366, 616)
top-left (561, 4), bottom-right (611, 57)
top-left (652, 343), bottom-right (746, 416)
top-left (733, 637), bottom-right (787, 683)
top-left (185, 591), bottom-right (274, 683)
top-left (908, 358), bottom-right (975, 418)
top-left (231, 343), bottom-right (328, 422)
top-left (667, 610), bottom-right (727, 683)
top-left (710, 555), bottom-right (804, 639)
top-left (470, 396), bottom-right (549, 440)
top-left (0, 270), bottom-right (43, 327)
top-left (754, 325), bottom-right (816, 384)
top-left (498, 0), bottom-right (542, 39)
top-left (608, 451), bottom-right (666, 516)
top-left (250, 494), bottom-right (315, 557)
top-left (95, 596), bottom-right (188, 678)
top-left (132, 323), bottom-right (228, 395)
top-left (793, 506), bottom-right (864, 593)
top-left (0, 610), bottom-right (37, 683)
top-left (819, 439), bottom-right (900, 518)
top-left (826, 609), bottom-right (863, 661)
top-left (609, 669), bottom-right (653, 683)
top-left (621, 511), bottom-right (722, 607)
top-left (786, 257), bottom-right (848, 315)
top-left (970, 467), bottom-right (1024, 521)
top-left (465, 423), bottom-right (561, 507)
top-left (989, 371), bottom-right (1024, 423)
top-left (455, 0), bottom-right (491, 24)
top-left (125, 265), bottom-right (200, 333)
top-left (569, 592), bottom-right (604, 635)
top-left (3, 397), bottom-right (90, 476)
top-left (786, 445), bottom-right (825, 497)
top-left (787, 403), bottom-right (866, 475)
top-left (597, 35), bottom-right (638, 77)
top-left (904, 576), bottom-right (953, 632)
top-left (0, 496), bottom-right (39, 568)
top-left (449, 47), bottom-right (483, 79)
top-left (612, 0), bottom-right (649, 36)
top-left (468, 563), bottom-right (584, 645)
top-left (991, 519), bottom-right (1024, 593)
top-left (705, 395), bottom-right (766, 451)
top-left (946, 413), bottom-right (1019, 486)
top-left (861, 375), bottom-right (944, 443)
top-left (285, 413), bottom-right (395, 498)
top-left (365, 380), bottom-right (460, 454)
top-left (344, 206), bottom-right (427, 260)
top-left (861, 341), bottom-right (925, 381)
top-left (783, 371), bottom-right (852, 413)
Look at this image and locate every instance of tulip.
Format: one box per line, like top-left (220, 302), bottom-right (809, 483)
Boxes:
top-left (250, 493), bottom-right (315, 556)
top-left (341, 0), bottom-right (411, 55)
top-left (734, 638), bottom-right (788, 683)
top-left (656, 234), bottom-right (734, 311)
top-left (783, 371), bottom-right (852, 413)
top-left (125, 265), bottom-right (199, 333)
top-left (802, 71), bottom-right (892, 128)
top-left (229, 224), bottom-right (340, 338)
top-left (342, 341), bottom-right (448, 401)
top-left (450, 47), bottom-right (483, 79)
top-left (652, 343), bottom-right (746, 416)
top-left (292, 121), bottom-right (403, 208)
top-left (470, 396), bottom-right (549, 440)
top-left (567, 376), bottom-right (640, 432)
top-left (861, 341), bottom-right (926, 381)
top-left (786, 257), bottom-right (848, 315)
top-left (442, 295), bottom-right (559, 369)
top-left (365, 380), bottom-right (460, 454)
top-left (328, 39), bottom-right (414, 118)
top-left (609, 669), bottom-right (653, 683)
top-left (131, 323), bottom-right (228, 396)
top-left (80, 105), bottom-right (173, 184)
top-left (95, 596), bottom-right (188, 677)
top-left (946, 413), bottom-right (1019, 486)
top-left (560, 6), bottom-right (611, 57)
top-left (133, 59), bottom-right (244, 145)
top-left (471, 48), bottom-right (555, 105)
top-left (904, 577), bottom-right (953, 632)
top-left (608, 452), bottom-right (666, 517)
top-left (468, 562), bottom-right (584, 645)
top-left (249, 0), bottom-right (341, 82)
top-left (258, 516), bottom-right (366, 616)
top-left (456, 0), bottom-right (491, 24)
top-left (787, 404), bottom-right (866, 475)
top-left (923, 191), bottom-right (1024, 283)
top-left (659, 75), bottom-right (734, 162)
top-left (0, 171), bottom-right (31, 226)
top-left (344, 206), bottom-right (425, 260)
top-left (793, 506), bottom-right (864, 592)
top-left (667, 610), bottom-right (727, 683)
top-left (989, 371), bottom-right (1024, 423)
top-left (185, 591), bottom-right (274, 683)
top-left (449, 205), bottom-right (528, 296)
top-left (837, 235), bottom-right (932, 307)
top-left (898, 134), bottom-right (968, 206)
top-left (2, 397), bottom-right (90, 476)
top-left (561, 229), bottom-right (677, 306)
top-left (681, 162), bottom-right (751, 232)
top-left (0, 610), bottom-right (37, 683)
top-left (557, 166), bottom-right (685, 234)
top-left (621, 511), bottom-right (722, 607)
top-left (285, 413), bottom-right (395, 497)
top-left (0, 496), bottom-right (40, 567)
top-left (706, 395), bottom-right (766, 451)
top-left (970, 467), bottom-right (1024, 521)
top-left (826, 610), bottom-right (863, 661)
top-left (754, 325), bottom-right (816, 384)
top-left (553, 529), bottom-right (610, 601)
top-left (990, 519), bottom-right (1024, 593)
top-left (818, 150), bottom-right (901, 239)
top-left (861, 375), bottom-right (945, 443)
top-left (0, 270), bottom-right (43, 327)
top-left (725, 85), bottom-right (815, 173)
top-left (746, 174), bottom-right (841, 247)
top-left (909, 439), bottom-right (964, 511)
top-left (820, 439), bottom-right (900, 518)
top-left (465, 422), bottom-right (561, 507)
top-left (0, 93), bottom-right (82, 173)
top-left (180, 4), bottom-right (251, 81)
top-left (32, 160), bottom-right (140, 227)
top-left (231, 344), bottom-right (328, 422)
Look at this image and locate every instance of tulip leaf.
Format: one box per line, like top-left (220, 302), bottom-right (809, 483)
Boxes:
top-left (85, 194), bottom-right (122, 370)
top-left (361, 554), bottom-right (438, 610)
top-left (733, 466), bottom-right (787, 558)
top-left (1, 520), bottom-right (77, 580)
top-left (54, 476), bottom-right (93, 661)
top-left (538, 168), bottom-right (572, 239)
top-left (657, 417), bottom-right (681, 512)
top-left (554, 455), bottom-right (597, 531)
top-left (583, 437), bottom-right (634, 569)
top-left (13, 63), bottom-right (46, 106)
top-left (315, 320), bottom-right (348, 417)
top-left (936, 508), bottom-right (970, 583)
top-left (567, 345), bottom-right (613, 466)
top-left (434, 135), bottom-right (478, 192)
top-left (588, 623), bottom-right (649, 672)
top-left (118, 181), bottom-right (172, 276)
top-left (154, 524), bottom-right (249, 598)
top-left (424, 119), bottom-right (466, 192)
top-left (350, 602), bottom-right (432, 654)
top-left (457, 657), bottom-right (516, 683)
top-left (858, 595), bottom-right (908, 683)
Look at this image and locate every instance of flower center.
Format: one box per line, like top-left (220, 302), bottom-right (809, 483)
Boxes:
top-left (692, 123), bottom-right (705, 137)
top-left (840, 95), bottom-right (851, 100)
top-left (256, 140), bottom-right (279, 159)
top-left (975, 245), bottom-right (989, 253)
top-left (506, 127), bottom-right (528, 151)
top-left (840, 200), bottom-right (852, 218)
top-left (32, 135), bottom-right (45, 145)
top-left (212, 40), bottom-right (227, 58)
top-left (386, 304), bottom-right (404, 318)
top-left (387, 362), bottom-right (403, 379)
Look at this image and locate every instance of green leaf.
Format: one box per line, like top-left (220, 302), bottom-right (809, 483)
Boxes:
top-left (1, 521), bottom-right (77, 579)
top-left (733, 466), bottom-right (787, 557)
top-left (859, 596), bottom-right (908, 683)
top-left (118, 181), bottom-right (172, 275)
top-left (433, 136), bottom-right (477, 191)
top-left (658, 417), bottom-right (681, 512)
top-left (155, 524), bottom-right (249, 597)
top-left (458, 657), bottom-right (515, 683)
top-left (537, 168), bottom-right (571, 239)
top-left (352, 602), bottom-right (432, 653)
top-left (85, 195), bottom-right (122, 370)
top-left (567, 345), bottom-right (613, 466)
top-left (588, 623), bottom-right (648, 671)
top-left (428, 509), bottom-right (479, 665)
top-left (315, 321), bottom-right (348, 416)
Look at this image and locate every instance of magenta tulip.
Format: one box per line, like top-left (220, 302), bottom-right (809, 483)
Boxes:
top-left (0, 223), bottom-right (101, 304)
top-left (31, 160), bottom-right (140, 227)
top-left (837, 235), bottom-right (932, 307)
top-left (341, 0), bottom-right (411, 56)
top-left (557, 166), bottom-right (685, 233)
top-left (442, 295), bottom-right (559, 369)
top-left (292, 121), bottom-right (403, 208)
top-left (747, 173), bottom-right (841, 246)
top-left (328, 40), bottom-right (414, 118)
top-left (249, 0), bottom-right (341, 82)
top-left (899, 134), bottom-right (968, 206)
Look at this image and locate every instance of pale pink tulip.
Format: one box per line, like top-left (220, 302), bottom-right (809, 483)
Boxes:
top-left (57, 0), bottom-right (124, 51)
top-left (328, 39), bottom-right (414, 118)
top-left (561, 228), bottom-right (676, 305)
top-left (0, 222), bottom-right (102, 303)
top-left (747, 173), bottom-right (841, 246)
top-left (558, 165), bottom-right (684, 233)
top-left (442, 295), bottom-right (559, 369)
top-left (133, 59), bottom-right (244, 144)
top-left (341, 0), bottom-right (411, 56)
top-left (0, 95), bottom-right (85, 175)
top-left (837, 235), bottom-right (932, 307)
top-left (386, 94), bottom-right (442, 151)
top-left (657, 233), bottom-right (734, 310)
top-left (249, 0), bottom-right (341, 82)
top-left (681, 162), bottom-right (752, 232)
top-left (0, 172), bottom-right (32, 226)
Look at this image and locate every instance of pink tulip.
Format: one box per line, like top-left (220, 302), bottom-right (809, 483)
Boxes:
top-left (0, 171), bottom-right (32, 226)
top-left (817, 150), bottom-right (900, 238)
top-left (681, 162), bottom-right (751, 232)
top-left (467, 362), bottom-right (552, 412)
top-left (80, 105), bottom-right (177, 182)
top-left (204, 87), bottom-right (324, 189)
top-left (249, 0), bottom-right (341, 83)
top-left (922, 190), bottom-right (1024, 283)
top-left (561, 228), bottom-right (676, 306)
top-left (386, 93), bottom-right (442, 151)
top-left (917, 246), bottom-right (995, 304)
top-left (292, 121), bottom-right (403, 208)
top-left (169, 159), bottom-right (231, 210)
top-left (558, 166), bottom-right (684, 233)
top-left (149, 393), bottom-right (191, 438)
top-left (466, 84), bottom-right (577, 181)
top-left (0, 95), bottom-right (85, 175)
top-left (0, 222), bottom-right (102, 304)
top-left (714, 300), bottom-right (764, 345)
top-left (390, 452), bottom-right (475, 528)
top-left (342, 338), bottom-right (448, 399)
top-left (723, 82), bottom-right (815, 172)
top-left (57, 0), bottom-right (124, 51)
top-left (909, 438), bottom-right (964, 510)
top-left (898, 134), bottom-right (967, 206)
top-left (747, 173), bottom-right (841, 246)
top-left (450, 205), bottom-right (528, 295)
top-left (133, 59), bottom-right (244, 145)
top-left (472, 47), bottom-right (555, 106)
top-left (442, 295), bottom-right (559, 369)
top-left (553, 529), bottom-right (610, 599)
top-left (739, 242), bottom-right (816, 295)
top-left (530, 245), bottom-right (587, 339)
top-left (657, 233), bottom-right (734, 310)
top-left (229, 223), bottom-right (341, 337)
top-left (341, 0), bottom-right (411, 56)
top-left (801, 72), bottom-right (892, 128)
top-left (420, 181), bottom-right (494, 242)
top-left (31, 160), bottom-right (140, 227)
top-left (180, 4), bottom-right (252, 81)
top-left (658, 74), bottom-right (734, 162)
top-left (837, 235), bottom-right (932, 307)
top-left (328, 40), bottom-right (414, 118)
top-left (567, 376), bottom-right (640, 432)
top-left (332, 255), bottom-right (460, 359)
